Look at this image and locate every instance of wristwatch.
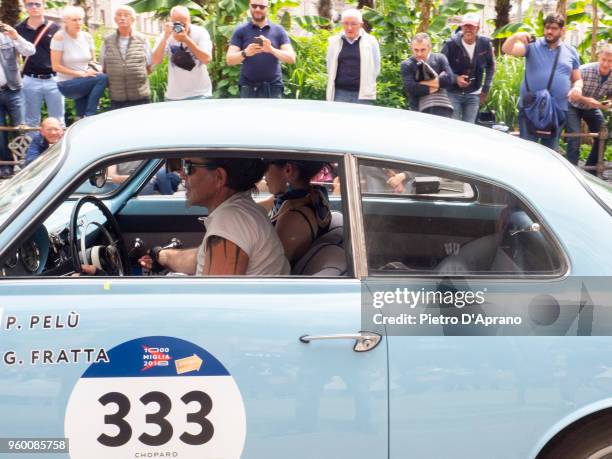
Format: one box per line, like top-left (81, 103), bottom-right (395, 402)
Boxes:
top-left (241, 50), bottom-right (247, 59)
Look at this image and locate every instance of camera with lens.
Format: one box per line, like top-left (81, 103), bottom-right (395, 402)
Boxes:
top-left (173, 22), bottom-right (184, 33)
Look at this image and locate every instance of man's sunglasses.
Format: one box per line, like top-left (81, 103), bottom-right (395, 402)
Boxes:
top-left (181, 159), bottom-right (217, 176)
top-left (250, 4), bottom-right (267, 9)
top-left (26, 2), bottom-right (43, 7)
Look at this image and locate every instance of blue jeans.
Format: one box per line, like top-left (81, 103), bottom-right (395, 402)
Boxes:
top-left (0, 88), bottom-right (24, 172)
top-left (154, 170), bottom-right (180, 195)
top-left (566, 106), bottom-right (605, 171)
top-left (22, 75), bottom-right (65, 132)
top-left (518, 109), bottom-right (564, 152)
top-left (333, 88), bottom-right (374, 105)
top-left (57, 74), bottom-right (108, 117)
top-left (240, 83), bottom-right (283, 99)
top-left (448, 92), bottom-right (480, 123)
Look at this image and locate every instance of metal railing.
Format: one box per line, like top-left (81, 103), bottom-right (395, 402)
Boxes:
top-left (0, 125), bottom-right (39, 167)
top-left (498, 128), bottom-right (610, 179)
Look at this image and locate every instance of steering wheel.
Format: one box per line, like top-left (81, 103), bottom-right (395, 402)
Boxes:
top-left (69, 195), bottom-right (130, 275)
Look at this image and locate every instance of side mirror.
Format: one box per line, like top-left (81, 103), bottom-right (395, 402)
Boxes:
top-left (89, 169), bottom-right (108, 188)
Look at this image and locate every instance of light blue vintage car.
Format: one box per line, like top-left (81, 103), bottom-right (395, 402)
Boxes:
top-left (0, 100), bottom-right (611, 459)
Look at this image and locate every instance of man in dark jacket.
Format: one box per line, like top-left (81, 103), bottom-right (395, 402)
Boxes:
top-left (24, 117), bottom-right (63, 166)
top-left (441, 13), bottom-right (495, 123)
top-left (400, 33), bottom-right (455, 117)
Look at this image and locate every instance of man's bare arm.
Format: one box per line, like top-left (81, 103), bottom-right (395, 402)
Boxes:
top-left (204, 236), bottom-right (249, 275)
top-left (502, 32), bottom-right (529, 57)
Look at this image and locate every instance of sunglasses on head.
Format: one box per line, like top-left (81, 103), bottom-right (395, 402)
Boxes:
top-left (26, 2), bottom-right (43, 7)
top-left (181, 159), bottom-right (218, 176)
top-left (250, 4), bottom-right (267, 9)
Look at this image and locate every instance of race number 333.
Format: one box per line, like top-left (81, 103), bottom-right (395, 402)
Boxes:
top-left (64, 336), bottom-right (246, 459)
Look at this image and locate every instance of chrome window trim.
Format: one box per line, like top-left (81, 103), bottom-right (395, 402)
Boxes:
top-left (355, 154), bottom-right (571, 280)
top-left (344, 154), bottom-right (368, 279)
top-left (1, 147), bottom-right (355, 280)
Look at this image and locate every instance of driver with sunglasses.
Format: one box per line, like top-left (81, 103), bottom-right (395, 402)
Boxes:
top-left (139, 157), bottom-right (290, 276)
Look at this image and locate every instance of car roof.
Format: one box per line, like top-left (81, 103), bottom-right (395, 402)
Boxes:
top-left (64, 99), bottom-right (588, 206)
top-left (66, 99), bottom-right (554, 172)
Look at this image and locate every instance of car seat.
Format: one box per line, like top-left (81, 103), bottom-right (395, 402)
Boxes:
top-left (291, 211), bottom-right (347, 276)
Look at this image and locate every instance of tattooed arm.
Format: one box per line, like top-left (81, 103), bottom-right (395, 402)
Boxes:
top-left (204, 236), bottom-right (249, 275)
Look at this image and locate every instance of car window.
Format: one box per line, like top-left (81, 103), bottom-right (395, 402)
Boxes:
top-left (360, 160), bottom-right (565, 276)
top-left (73, 160), bottom-right (146, 196)
top-left (1, 153), bottom-right (347, 279)
top-left (360, 164), bottom-right (474, 199)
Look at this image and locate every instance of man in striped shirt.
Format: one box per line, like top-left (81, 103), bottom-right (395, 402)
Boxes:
top-left (566, 43), bottom-right (612, 171)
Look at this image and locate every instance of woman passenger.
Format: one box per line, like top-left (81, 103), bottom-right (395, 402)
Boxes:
top-left (50, 6), bottom-right (108, 119)
top-left (260, 160), bottom-right (332, 266)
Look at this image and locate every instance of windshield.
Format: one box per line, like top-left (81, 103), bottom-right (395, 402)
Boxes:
top-left (581, 171), bottom-right (612, 213)
top-left (0, 142), bottom-right (63, 228)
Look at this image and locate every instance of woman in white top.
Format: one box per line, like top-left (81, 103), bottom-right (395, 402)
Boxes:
top-left (50, 6), bottom-right (108, 118)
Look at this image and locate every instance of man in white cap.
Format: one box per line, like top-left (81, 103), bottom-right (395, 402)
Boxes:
top-left (441, 12), bottom-right (495, 123)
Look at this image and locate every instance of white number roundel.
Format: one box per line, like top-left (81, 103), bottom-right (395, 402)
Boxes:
top-left (65, 336), bottom-right (246, 459)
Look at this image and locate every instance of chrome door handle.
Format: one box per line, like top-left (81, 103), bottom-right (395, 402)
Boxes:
top-left (299, 332), bottom-right (382, 352)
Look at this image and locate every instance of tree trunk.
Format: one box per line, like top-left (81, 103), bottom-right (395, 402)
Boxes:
top-left (556, 0), bottom-right (567, 21)
top-left (357, 0), bottom-right (375, 32)
top-left (318, 0), bottom-right (332, 19)
top-left (0, 0), bottom-right (21, 27)
top-left (493, 0), bottom-right (511, 52)
top-left (591, 0), bottom-right (599, 62)
top-left (357, 0), bottom-right (375, 9)
top-left (417, 0), bottom-right (432, 33)
top-left (74, 0), bottom-right (93, 28)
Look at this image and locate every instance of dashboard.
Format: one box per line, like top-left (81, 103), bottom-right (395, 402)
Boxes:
top-left (1, 225), bottom-right (76, 277)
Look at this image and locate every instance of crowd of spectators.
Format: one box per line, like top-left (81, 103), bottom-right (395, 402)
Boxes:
top-left (0, 0), bottom-right (610, 178)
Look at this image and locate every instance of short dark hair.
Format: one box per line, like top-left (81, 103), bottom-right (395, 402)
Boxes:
top-left (268, 160), bottom-right (326, 182)
top-left (543, 13), bottom-right (564, 28)
top-left (412, 32), bottom-right (431, 45)
top-left (210, 158), bottom-right (266, 192)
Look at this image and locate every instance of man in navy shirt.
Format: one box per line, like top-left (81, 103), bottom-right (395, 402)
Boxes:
top-left (226, 0), bottom-right (296, 98)
top-left (24, 117), bottom-right (63, 166)
top-left (503, 13), bottom-right (583, 151)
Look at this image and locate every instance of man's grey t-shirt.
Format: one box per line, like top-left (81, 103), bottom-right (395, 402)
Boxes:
top-left (519, 39), bottom-right (580, 111)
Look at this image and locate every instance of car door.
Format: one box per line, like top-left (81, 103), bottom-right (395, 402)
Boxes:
top-left (0, 155), bottom-right (388, 459)
top-left (357, 157), bottom-right (612, 458)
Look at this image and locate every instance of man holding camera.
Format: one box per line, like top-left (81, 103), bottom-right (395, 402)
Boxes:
top-left (502, 13), bottom-right (582, 151)
top-left (565, 42), bottom-right (612, 171)
top-left (226, 0), bottom-right (296, 98)
top-left (441, 12), bottom-right (495, 123)
top-left (0, 23), bottom-right (35, 178)
top-left (152, 5), bottom-right (212, 101)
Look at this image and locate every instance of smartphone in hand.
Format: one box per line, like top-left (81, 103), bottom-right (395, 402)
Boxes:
top-left (253, 37), bottom-right (263, 46)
